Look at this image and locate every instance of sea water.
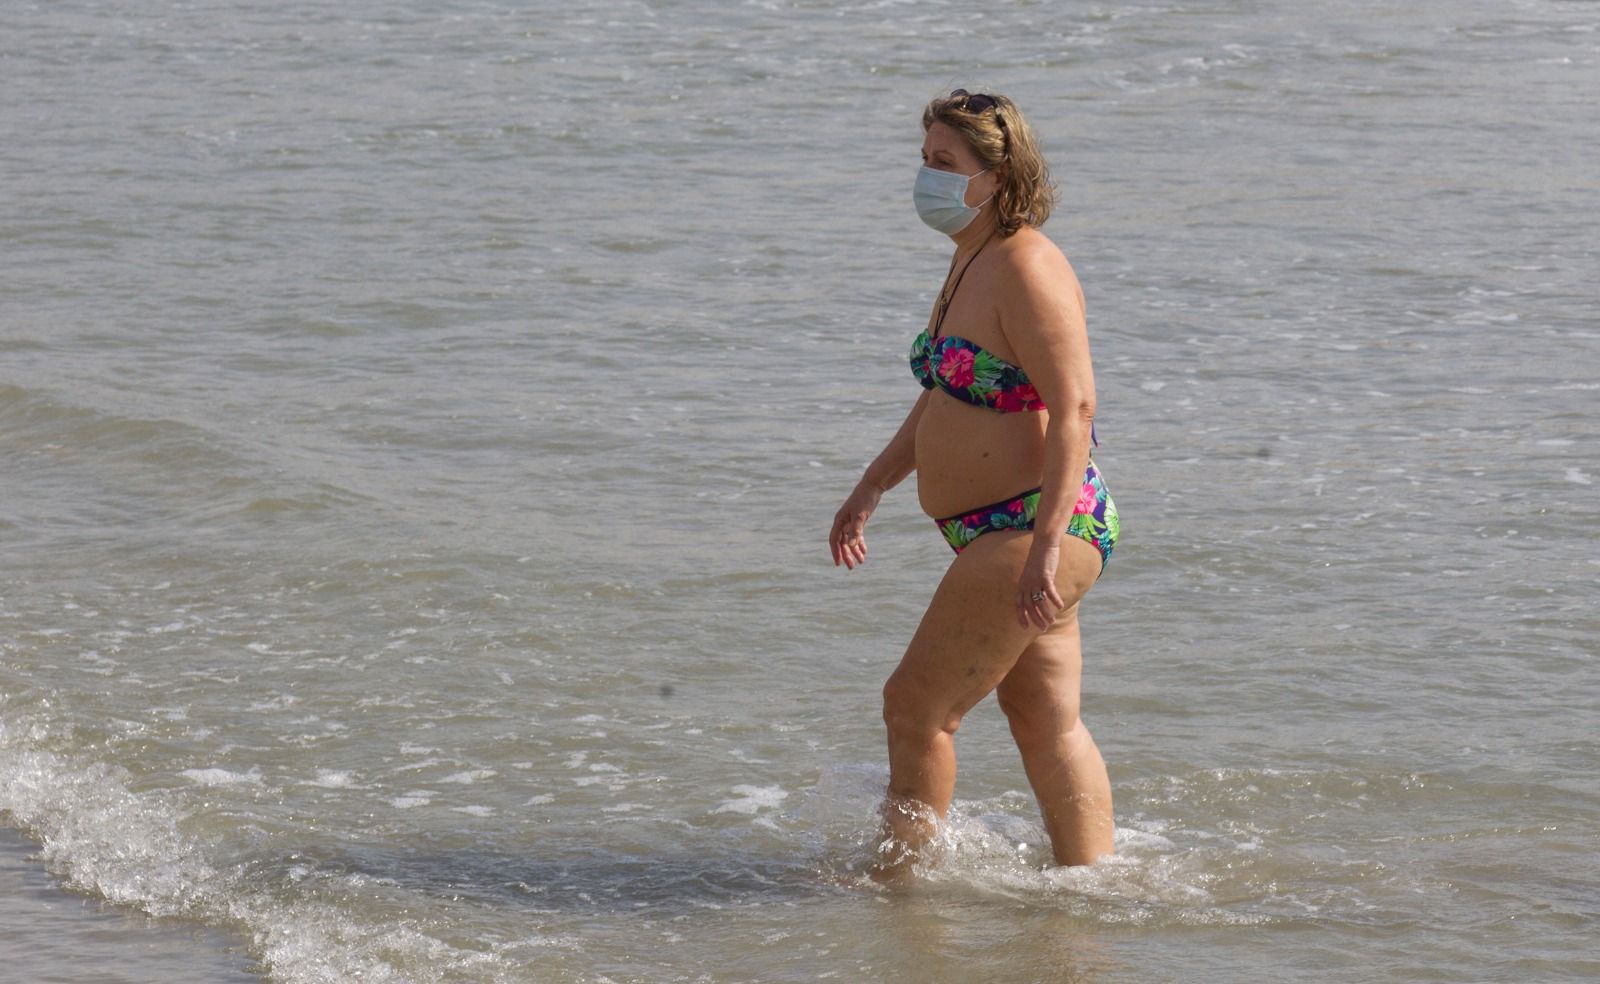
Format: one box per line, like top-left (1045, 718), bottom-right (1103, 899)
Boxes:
top-left (2, 1), bottom-right (1597, 981)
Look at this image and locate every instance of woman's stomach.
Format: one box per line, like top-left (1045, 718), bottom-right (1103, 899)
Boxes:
top-left (914, 392), bottom-right (1048, 519)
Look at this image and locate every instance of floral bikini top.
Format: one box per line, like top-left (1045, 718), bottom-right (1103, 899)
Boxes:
top-left (910, 331), bottom-right (1046, 413)
top-left (910, 233), bottom-right (1046, 414)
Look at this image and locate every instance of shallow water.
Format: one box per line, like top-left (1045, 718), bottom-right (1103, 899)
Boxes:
top-left (3, 0), bottom-right (1598, 981)
top-left (0, 826), bottom-right (257, 982)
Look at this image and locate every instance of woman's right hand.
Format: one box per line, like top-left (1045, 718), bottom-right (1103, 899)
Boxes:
top-left (829, 481), bottom-right (883, 569)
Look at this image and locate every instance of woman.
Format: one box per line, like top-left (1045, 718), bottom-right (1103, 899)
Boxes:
top-left (828, 89), bottom-right (1119, 874)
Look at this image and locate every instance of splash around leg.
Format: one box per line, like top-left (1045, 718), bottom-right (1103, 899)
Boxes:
top-left (869, 794), bottom-right (945, 883)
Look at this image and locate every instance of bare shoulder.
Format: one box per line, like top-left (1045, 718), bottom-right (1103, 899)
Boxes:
top-left (996, 227), bottom-right (1084, 316)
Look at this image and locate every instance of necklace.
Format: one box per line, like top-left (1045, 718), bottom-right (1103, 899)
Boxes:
top-left (932, 231), bottom-right (997, 339)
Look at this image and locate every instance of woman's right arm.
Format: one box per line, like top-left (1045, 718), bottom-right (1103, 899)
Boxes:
top-left (829, 389), bottom-right (929, 569)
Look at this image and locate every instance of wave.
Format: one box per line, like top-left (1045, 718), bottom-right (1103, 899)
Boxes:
top-left (0, 382), bottom-right (375, 545)
top-left (0, 713), bottom-right (522, 984)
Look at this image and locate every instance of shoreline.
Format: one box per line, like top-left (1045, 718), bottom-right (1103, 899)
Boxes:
top-left (0, 824), bottom-right (260, 983)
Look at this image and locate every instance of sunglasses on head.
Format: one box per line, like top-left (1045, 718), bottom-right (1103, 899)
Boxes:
top-left (949, 89), bottom-right (995, 113)
top-left (949, 89), bottom-right (1006, 129)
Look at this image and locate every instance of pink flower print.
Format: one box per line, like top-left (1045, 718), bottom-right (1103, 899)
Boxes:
top-left (1007, 497), bottom-right (1027, 514)
top-left (1074, 481), bottom-right (1099, 516)
top-left (938, 347), bottom-right (975, 388)
top-left (994, 382), bottom-right (1043, 412)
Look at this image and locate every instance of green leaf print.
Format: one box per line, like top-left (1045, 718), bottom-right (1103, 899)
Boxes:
top-left (1021, 495), bottom-right (1039, 524)
top-left (991, 512), bottom-right (1027, 531)
top-left (969, 351), bottom-right (1004, 394)
top-left (941, 519), bottom-right (975, 548)
top-left (1067, 513), bottom-right (1093, 539)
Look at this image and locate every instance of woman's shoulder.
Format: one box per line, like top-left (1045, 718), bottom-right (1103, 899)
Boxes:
top-left (996, 227), bottom-right (1076, 289)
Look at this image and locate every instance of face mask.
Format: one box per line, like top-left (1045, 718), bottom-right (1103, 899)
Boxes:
top-left (913, 165), bottom-right (991, 235)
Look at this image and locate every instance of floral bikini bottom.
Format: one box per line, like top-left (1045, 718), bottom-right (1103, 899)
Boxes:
top-left (934, 460), bottom-right (1119, 572)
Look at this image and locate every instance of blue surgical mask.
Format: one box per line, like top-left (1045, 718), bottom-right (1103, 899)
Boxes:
top-left (913, 165), bottom-right (991, 234)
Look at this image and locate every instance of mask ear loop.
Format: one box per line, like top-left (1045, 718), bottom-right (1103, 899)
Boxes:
top-left (967, 167), bottom-right (994, 211)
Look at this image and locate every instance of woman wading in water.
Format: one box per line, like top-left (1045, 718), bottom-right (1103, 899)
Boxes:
top-left (829, 89), bottom-right (1119, 876)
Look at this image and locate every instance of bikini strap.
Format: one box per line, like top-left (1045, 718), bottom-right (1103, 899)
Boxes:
top-left (931, 232), bottom-right (996, 339)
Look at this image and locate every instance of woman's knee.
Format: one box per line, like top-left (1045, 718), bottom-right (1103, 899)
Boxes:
top-left (997, 678), bottom-right (1080, 744)
top-left (881, 673), bottom-right (963, 739)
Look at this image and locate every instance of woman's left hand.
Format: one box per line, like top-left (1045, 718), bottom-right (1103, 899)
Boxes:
top-left (1016, 541), bottom-right (1065, 629)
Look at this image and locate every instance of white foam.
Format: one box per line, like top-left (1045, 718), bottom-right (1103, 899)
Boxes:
top-left (246, 695), bottom-right (297, 712)
top-left (179, 767), bottom-right (263, 787)
top-left (1564, 468), bottom-right (1592, 485)
top-left (305, 770), bottom-right (355, 788)
top-left (394, 756), bottom-right (446, 772)
top-left (789, 764), bottom-right (1272, 926)
top-left (573, 774), bottom-right (627, 787)
top-left (712, 784), bottom-right (789, 815)
top-left (1, 722), bottom-right (516, 982)
top-left (244, 642), bottom-right (316, 657)
top-left (494, 934), bottom-right (582, 952)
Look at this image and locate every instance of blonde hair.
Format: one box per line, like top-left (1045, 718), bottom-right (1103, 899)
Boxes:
top-left (922, 90), bottom-right (1056, 236)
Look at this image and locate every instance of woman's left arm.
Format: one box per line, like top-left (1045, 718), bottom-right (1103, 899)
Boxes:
top-left (998, 237), bottom-right (1095, 629)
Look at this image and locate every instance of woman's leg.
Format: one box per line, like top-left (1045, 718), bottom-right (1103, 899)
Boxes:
top-left (994, 542), bottom-right (1114, 865)
top-left (874, 530), bottom-right (1098, 878)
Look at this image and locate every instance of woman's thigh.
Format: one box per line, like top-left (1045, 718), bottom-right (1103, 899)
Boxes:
top-left (885, 530), bottom-right (1063, 728)
top-left (995, 536), bottom-right (1102, 723)
top-left (996, 612), bottom-right (1083, 731)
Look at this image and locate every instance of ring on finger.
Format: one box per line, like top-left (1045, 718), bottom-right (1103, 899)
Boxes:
top-left (1030, 590), bottom-right (1046, 603)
